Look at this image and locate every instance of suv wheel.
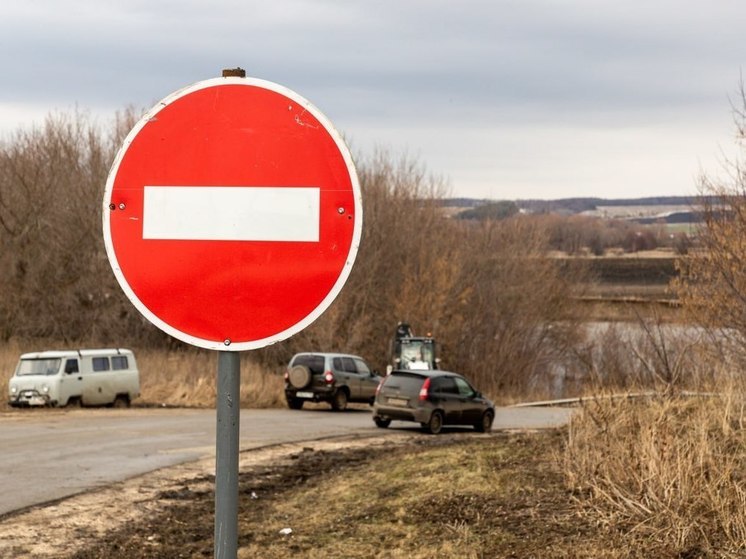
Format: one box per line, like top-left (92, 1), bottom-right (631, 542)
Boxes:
top-left (475, 410), bottom-right (494, 433)
top-left (422, 410), bottom-right (444, 434)
top-left (287, 397), bottom-right (304, 410)
top-left (288, 365), bottom-right (312, 389)
top-left (331, 389), bottom-right (348, 411)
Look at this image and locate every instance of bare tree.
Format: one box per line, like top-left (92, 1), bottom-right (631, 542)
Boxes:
top-left (674, 84), bottom-right (746, 356)
top-left (1, 112), bottom-right (584, 399)
top-left (0, 109), bottom-right (155, 343)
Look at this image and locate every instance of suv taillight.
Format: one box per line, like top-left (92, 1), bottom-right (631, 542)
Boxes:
top-left (324, 371), bottom-right (335, 384)
top-left (419, 377), bottom-right (431, 401)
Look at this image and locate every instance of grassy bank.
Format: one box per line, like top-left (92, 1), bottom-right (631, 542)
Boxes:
top-left (71, 431), bottom-right (602, 559)
top-left (69, 399), bottom-right (746, 559)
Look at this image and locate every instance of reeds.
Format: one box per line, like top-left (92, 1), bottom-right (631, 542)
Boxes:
top-left (565, 385), bottom-right (746, 556)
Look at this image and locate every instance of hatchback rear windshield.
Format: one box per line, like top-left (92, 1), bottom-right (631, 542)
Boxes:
top-left (383, 372), bottom-right (426, 394)
top-left (292, 354), bottom-right (326, 375)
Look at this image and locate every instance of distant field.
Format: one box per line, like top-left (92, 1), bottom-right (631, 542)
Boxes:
top-left (582, 204), bottom-right (694, 219)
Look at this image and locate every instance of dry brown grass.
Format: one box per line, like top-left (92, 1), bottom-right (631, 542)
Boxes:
top-left (0, 342), bottom-right (285, 411)
top-left (57, 432), bottom-right (615, 559)
top-left (565, 386), bottom-right (746, 557)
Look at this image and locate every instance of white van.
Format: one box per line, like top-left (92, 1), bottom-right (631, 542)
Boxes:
top-left (8, 349), bottom-right (140, 408)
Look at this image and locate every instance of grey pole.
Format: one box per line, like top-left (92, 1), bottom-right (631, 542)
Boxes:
top-left (214, 67), bottom-right (246, 559)
top-left (215, 350), bottom-right (240, 559)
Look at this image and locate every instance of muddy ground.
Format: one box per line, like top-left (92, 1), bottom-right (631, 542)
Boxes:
top-left (0, 430), bottom-right (610, 559)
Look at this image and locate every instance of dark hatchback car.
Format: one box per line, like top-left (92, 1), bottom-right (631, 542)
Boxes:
top-left (373, 369), bottom-right (494, 434)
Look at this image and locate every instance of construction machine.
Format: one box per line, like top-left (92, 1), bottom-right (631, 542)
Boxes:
top-left (388, 322), bottom-right (439, 374)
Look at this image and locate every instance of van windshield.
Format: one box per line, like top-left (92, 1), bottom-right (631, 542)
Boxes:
top-left (16, 358), bottom-right (61, 376)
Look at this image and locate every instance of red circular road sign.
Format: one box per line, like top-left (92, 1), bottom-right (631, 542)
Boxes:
top-left (103, 77), bottom-right (362, 351)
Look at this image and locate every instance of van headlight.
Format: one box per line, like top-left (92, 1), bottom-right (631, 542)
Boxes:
top-left (41, 385), bottom-right (50, 394)
top-left (10, 385), bottom-right (17, 394)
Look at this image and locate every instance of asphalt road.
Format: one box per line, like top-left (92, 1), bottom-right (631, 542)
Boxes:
top-left (0, 405), bottom-right (573, 516)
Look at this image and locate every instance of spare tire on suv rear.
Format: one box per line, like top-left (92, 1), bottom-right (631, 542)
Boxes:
top-left (288, 365), bottom-right (312, 389)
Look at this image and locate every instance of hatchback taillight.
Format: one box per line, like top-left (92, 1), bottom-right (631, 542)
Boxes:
top-left (419, 377), bottom-right (431, 401)
top-left (324, 371), bottom-right (335, 384)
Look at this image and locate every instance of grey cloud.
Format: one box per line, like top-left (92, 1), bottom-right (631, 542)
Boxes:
top-left (1, 0), bottom-right (744, 198)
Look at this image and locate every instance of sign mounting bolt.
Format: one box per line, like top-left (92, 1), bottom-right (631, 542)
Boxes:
top-left (119, 203), bottom-right (126, 210)
top-left (338, 207), bottom-right (345, 214)
top-left (224, 338), bottom-right (231, 346)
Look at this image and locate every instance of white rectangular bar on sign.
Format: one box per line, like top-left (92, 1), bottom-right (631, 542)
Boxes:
top-left (142, 186), bottom-right (320, 242)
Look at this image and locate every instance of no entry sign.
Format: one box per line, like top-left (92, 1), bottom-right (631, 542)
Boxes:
top-left (103, 77), bottom-right (362, 351)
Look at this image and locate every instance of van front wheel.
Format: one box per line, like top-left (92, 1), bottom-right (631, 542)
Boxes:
top-left (67, 397), bottom-right (83, 408)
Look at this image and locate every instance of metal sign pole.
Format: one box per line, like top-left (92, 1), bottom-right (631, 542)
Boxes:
top-left (215, 68), bottom-right (247, 558)
top-left (215, 350), bottom-right (240, 558)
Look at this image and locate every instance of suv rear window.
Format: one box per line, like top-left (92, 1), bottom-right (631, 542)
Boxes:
top-left (383, 372), bottom-right (426, 394)
top-left (292, 354), bottom-right (326, 375)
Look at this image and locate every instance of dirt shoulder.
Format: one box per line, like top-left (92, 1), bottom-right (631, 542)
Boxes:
top-left (0, 427), bottom-right (635, 559)
top-left (0, 433), bottom-right (420, 558)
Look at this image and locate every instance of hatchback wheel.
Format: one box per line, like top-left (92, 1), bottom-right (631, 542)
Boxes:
top-left (475, 410), bottom-right (494, 433)
top-left (331, 389), bottom-right (348, 411)
top-left (374, 417), bottom-right (391, 428)
top-left (422, 410), bottom-right (444, 434)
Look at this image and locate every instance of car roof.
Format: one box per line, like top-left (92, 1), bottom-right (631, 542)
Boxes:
top-left (19, 349), bottom-right (133, 359)
top-left (292, 352), bottom-right (365, 360)
top-left (389, 369), bottom-right (464, 379)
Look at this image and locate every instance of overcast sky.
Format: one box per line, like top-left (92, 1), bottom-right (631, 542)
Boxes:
top-left (2, 0), bottom-right (745, 200)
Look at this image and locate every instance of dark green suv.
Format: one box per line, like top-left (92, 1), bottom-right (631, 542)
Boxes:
top-left (285, 352), bottom-right (381, 411)
top-left (373, 370), bottom-right (494, 434)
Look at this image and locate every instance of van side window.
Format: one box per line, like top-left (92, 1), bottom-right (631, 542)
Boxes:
top-left (64, 359), bottom-right (79, 374)
top-left (111, 356), bottom-right (129, 370)
top-left (92, 357), bottom-right (110, 372)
